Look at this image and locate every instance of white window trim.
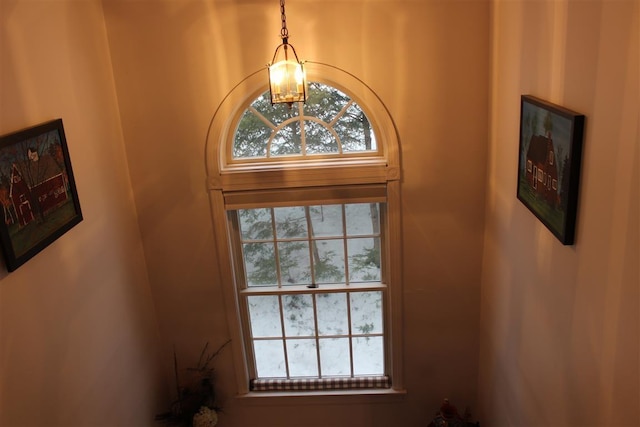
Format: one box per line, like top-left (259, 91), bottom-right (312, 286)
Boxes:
top-left (205, 62), bottom-right (404, 397)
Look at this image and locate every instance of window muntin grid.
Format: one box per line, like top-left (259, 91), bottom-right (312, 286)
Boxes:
top-left (232, 82), bottom-right (378, 160)
top-left (247, 291), bottom-right (384, 379)
top-left (234, 202), bottom-right (385, 381)
top-left (238, 203), bottom-right (381, 288)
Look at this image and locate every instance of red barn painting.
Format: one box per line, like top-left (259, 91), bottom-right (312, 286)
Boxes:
top-left (9, 156), bottom-right (68, 227)
top-left (0, 119), bottom-right (82, 271)
top-left (517, 95), bottom-right (585, 245)
top-left (525, 132), bottom-right (559, 207)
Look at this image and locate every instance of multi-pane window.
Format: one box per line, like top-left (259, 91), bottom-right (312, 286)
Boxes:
top-left (231, 203), bottom-right (386, 386)
top-left (232, 82), bottom-right (377, 160)
top-left (239, 204), bottom-right (380, 286)
top-left (207, 69), bottom-right (402, 394)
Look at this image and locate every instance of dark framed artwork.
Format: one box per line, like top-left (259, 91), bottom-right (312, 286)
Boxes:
top-left (0, 119), bottom-right (82, 271)
top-left (517, 95), bottom-right (585, 245)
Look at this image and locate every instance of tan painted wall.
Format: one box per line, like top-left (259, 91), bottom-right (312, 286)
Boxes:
top-left (6, 1), bottom-right (634, 426)
top-left (103, 1), bottom-right (489, 425)
top-left (0, 1), bottom-right (164, 426)
top-left (478, 1), bottom-right (639, 426)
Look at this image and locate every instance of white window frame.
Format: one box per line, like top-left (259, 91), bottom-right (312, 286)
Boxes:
top-left (230, 200), bottom-right (388, 389)
top-left (205, 62), bottom-right (403, 397)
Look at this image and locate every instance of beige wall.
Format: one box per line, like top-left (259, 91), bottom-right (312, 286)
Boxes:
top-left (102, 0), bottom-right (489, 425)
top-left (6, 0), bottom-right (634, 426)
top-left (478, 1), bottom-right (639, 426)
top-left (0, 1), bottom-right (164, 426)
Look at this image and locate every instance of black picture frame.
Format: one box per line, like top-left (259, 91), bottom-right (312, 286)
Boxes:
top-left (0, 119), bottom-right (82, 271)
top-left (517, 95), bottom-right (585, 245)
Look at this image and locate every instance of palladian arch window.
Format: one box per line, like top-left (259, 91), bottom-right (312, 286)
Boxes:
top-left (232, 83), bottom-right (376, 159)
top-left (207, 64), bottom-right (403, 396)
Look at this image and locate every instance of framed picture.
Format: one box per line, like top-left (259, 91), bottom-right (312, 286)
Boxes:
top-left (0, 119), bottom-right (82, 271)
top-left (517, 95), bottom-right (585, 245)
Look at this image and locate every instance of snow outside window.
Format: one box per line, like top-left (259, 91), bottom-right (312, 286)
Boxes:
top-left (230, 203), bottom-right (390, 389)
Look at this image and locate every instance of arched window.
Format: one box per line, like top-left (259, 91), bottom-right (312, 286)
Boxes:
top-left (232, 82), bottom-right (376, 159)
top-left (206, 63), bottom-right (403, 396)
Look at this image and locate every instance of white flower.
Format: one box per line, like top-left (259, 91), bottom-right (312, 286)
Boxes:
top-left (192, 406), bottom-right (218, 427)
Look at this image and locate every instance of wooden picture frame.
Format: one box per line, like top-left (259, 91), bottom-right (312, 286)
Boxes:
top-left (517, 95), bottom-right (585, 245)
top-left (0, 119), bottom-right (82, 271)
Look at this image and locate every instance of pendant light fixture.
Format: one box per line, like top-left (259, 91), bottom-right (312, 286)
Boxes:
top-left (268, 0), bottom-right (307, 106)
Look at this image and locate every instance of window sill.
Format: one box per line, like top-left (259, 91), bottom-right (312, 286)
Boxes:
top-left (234, 388), bottom-right (407, 406)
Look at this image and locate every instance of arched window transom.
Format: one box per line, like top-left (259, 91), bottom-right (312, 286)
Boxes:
top-left (232, 83), bottom-right (378, 160)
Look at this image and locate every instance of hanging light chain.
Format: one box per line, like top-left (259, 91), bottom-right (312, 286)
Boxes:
top-left (268, 0), bottom-right (307, 106)
top-left (280, 0), bottom-right (289, 40)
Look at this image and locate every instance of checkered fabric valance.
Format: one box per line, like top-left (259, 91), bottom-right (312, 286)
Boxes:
top-left (250, 376), bottom-right (391, 392)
